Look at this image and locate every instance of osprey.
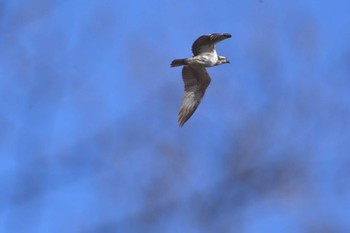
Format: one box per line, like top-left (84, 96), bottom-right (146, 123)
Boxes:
top-left (171, 33), bottom-right (232, 127)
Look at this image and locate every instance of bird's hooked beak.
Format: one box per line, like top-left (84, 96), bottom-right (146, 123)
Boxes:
top-left (218, 56), bottom-right (230, 65)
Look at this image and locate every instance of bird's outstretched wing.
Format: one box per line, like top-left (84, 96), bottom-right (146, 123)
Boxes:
top-left (192, 33), bottom-right (232, 56)
top-left (178, 65), bottom-right (211, 127)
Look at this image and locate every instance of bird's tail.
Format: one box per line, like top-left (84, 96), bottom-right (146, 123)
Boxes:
top-left (171, 58), bottom-right (187, 67)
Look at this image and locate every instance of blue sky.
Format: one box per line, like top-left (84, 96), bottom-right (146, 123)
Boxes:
top-left (1, 0), bottom-right (350, 232)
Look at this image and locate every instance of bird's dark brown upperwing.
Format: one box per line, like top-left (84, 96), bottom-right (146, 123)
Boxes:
top-left (191, 33), bottom-right (232, 56)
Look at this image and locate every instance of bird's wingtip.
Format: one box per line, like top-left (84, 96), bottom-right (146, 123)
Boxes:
top-left (177, 116), bottom-right (185, 127)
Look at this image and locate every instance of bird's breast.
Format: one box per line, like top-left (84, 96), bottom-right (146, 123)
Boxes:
top-left (199, 53), bottom-right (218, 67)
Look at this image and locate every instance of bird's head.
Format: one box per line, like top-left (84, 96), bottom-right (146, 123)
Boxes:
top-left (217, 56), bottom-right (230, 65)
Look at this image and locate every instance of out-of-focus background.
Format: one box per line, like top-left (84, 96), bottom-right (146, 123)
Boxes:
top-left (1, 0), bottom-right (350, 232)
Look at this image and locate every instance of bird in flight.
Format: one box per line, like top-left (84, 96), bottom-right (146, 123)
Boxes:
top-left (171, 33), bottom-right (232, 127)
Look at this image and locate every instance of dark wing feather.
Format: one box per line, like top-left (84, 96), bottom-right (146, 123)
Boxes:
top-left (178, 66), bottom-right (211, 127)
top-left (192, 33), bottom-right (232, 56)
